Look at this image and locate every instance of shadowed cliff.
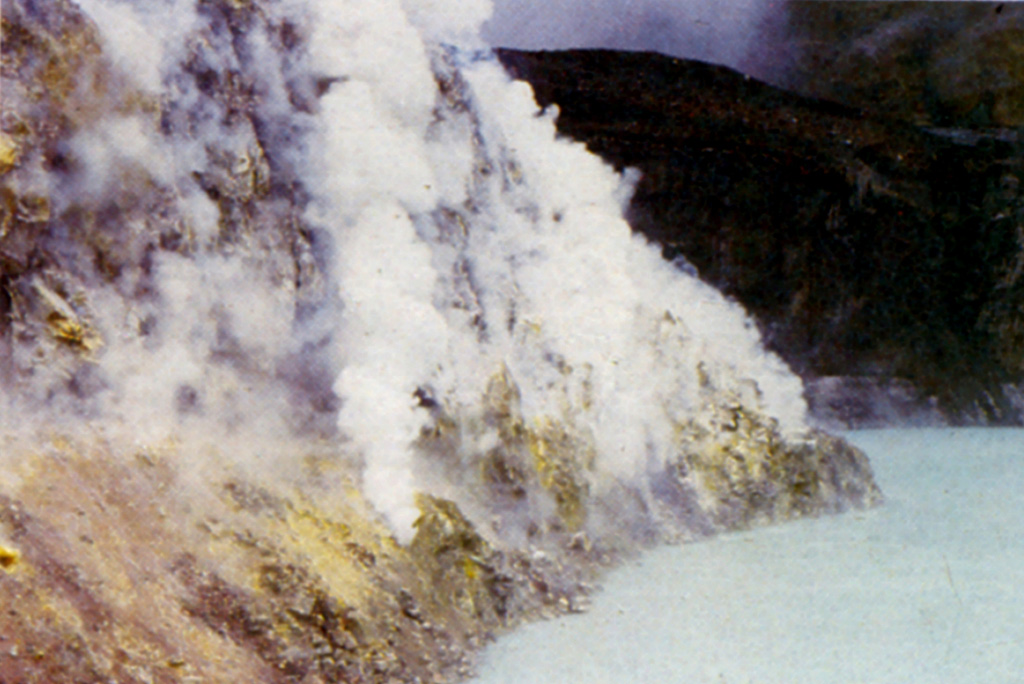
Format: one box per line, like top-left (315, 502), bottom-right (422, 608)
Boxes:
top-left (774, 1), bottom-right (1024, 129)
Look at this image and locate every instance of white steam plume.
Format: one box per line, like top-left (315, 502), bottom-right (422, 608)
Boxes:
top-left (298, 0), bottom-right (806, 539)
top-left (6, 0), bottom-right (808, 543)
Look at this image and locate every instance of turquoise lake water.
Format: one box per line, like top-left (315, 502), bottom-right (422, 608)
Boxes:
top-left (473, 428), bottom-right (1024, 684)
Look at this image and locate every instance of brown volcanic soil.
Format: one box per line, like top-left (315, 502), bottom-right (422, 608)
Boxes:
top-left (0, 435), bottom-right (595, 684)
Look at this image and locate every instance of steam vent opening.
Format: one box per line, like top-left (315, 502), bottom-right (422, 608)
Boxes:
top-left (5, 1), bottom-right (1018, 683)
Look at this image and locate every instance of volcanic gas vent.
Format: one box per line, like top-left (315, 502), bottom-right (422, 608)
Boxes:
top-left (0, 0), bottom-right (880, 681)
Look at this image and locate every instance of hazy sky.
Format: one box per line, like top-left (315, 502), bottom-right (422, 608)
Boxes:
top-left (482, 0), bottom-right (787, 73)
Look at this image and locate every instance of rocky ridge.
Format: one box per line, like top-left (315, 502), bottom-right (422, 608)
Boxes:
top-left (1, 1), bottom-right (881, 682)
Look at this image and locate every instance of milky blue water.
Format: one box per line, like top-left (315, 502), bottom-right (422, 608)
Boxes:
top-left (473, 428), bottom-right (1024, 684)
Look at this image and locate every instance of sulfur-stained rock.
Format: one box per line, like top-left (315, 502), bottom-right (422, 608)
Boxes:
top-left (0, 0), bottom-right (884, 681)
top-left (0, 437), bottom-right (595, 684)
top-left (0, 542), bottom-right (19, 570)
top-left (526, 418), bottom-right (592, 533)
top-left (0, 134), bottom-right (20, 175)
top-left (657, 366), bottom-right (882, 533)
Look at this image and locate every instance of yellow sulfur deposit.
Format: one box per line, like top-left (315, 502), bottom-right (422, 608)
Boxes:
top-left (0, 543), bottom-right (20, 571)
top-left (0, 133), bottom-right (20, 174)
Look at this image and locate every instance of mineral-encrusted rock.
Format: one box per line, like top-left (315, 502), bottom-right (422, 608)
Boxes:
top-left (1, 0), bottom-right (335, 432)
top-left (0, 382), bottom-right (880, 682)
top-left (655, 366), bottom-right (882, 535)
top-left (1, 1), bottom-right (882, 682)
top-left (498, 47), bottom-right (1024, 425)
top-left (0, 438), bottom-right (583, 684)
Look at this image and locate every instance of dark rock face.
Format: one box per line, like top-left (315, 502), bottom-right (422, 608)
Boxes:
top-left (772, 1), bottom-right (1024, 129)
top-left (497, 47), bottom-right (1024, 425)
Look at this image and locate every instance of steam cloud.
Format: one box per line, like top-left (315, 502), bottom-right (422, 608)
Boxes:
top-left (4, 0), bottom-right (808, 543)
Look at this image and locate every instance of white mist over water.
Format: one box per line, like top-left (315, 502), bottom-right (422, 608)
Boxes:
top-left (473, 428), bottom-right (1024, 684)
top-left (5, 0), bottom-right (807, 543)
